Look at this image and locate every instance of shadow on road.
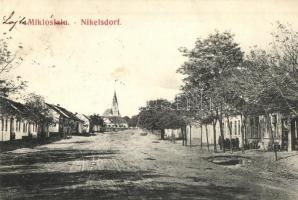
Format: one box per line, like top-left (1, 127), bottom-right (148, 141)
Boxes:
top-left (0, 169), bottom-right (253, 200)
top-left (0, 149), bottom-right (119, 166)
top-left (0, 137), bottom-right (62, 153)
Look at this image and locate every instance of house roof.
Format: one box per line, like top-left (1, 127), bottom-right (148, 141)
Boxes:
top-left (76, 113), bottom-right (90, 122)
top-left (0, 97), bottom-right (36, 119)
top-left (103, 116), bottom-right (128, 124)
top-left (0, 97), bottom-right (84, 123)
top-left (83, 114), bottom-right (91, 120)
top-left (46, 103), bottom-right (83, 122)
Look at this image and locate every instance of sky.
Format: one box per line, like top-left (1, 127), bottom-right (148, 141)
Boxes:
top-left (1, 0), bottom-right (298, 117)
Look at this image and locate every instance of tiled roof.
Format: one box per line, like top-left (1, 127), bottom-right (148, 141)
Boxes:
top-left (103, 116), bottom-right (128, 124)
top-left (46, 103), bottom-right (83, 122)
top-left (0, 98), bottom-right (84, 123)
top-left (0, 97), bottom-right (35, 118)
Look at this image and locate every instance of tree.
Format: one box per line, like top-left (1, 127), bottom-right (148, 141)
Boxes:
top-left (24, 93), bottom-right (54, 139)
top-left (128, 115), bottom-right (139, 127)
top-left (138, 99), bottom-right (187, 140)
top-left (223, 22), bottom-right (298, 158)
top-left (268, 22), bottom-right (298, 115)
top-left (177, 31), bottom-right (244, 152)
top-left (0, 33), bottom-right (26, 97)
top-left (174, 92), bottom-right (211, 147)
top-left (122, 116), bottom-right (138, 127)
top-left (89, 114), bottom-right (104, 132)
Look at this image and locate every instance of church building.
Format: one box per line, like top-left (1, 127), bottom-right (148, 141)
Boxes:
top-left (103, 91), bottom-right (121, 117)
top-left (102, 91), bottom-right (128, 130)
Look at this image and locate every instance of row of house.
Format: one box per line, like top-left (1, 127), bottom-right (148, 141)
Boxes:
top-left (0, 98), bottom-right (83, 142)
top-left (46, 103), bottom-right (86, 138)
top-left (0, 95), bottom-right (130, 142)
top-left (165, 112), bottom-right (298, 152)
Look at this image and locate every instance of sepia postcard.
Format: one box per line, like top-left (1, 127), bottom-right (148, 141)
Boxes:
top-left (0, 0), bottom-right (298, 199)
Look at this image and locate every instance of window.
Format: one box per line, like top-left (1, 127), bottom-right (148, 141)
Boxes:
top-left (251, 117), bottom-right (260, 138)
top-left (250, 117), bottom-right (254, 138)
top-left (28, 123), bottom-right (30, 133)
top-left (230, 121), bottom-right (233, 135)
top-left (223, 123), bottom-right (225, 134)
top-left (1, 118), bottom-right (3, 131)
top-left (255, 117), bottom-right (260, 138)
top-left (10, 118), bottom-right (14, 132)
top-left (238, 120), bottom-right (241, 135)
top-left (5, 118), bottom-right (8, 131)
top-left (272, 115), bottom-right (277, 138)
top-left (17, 120), bottom-right (21, 132)
top-left (260, 118), bottom-right (265, 138)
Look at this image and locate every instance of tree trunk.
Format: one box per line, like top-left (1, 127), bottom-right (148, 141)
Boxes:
top-left (40, 122), bottom-right (46, 140)
top-left (45, 123), bottom-right (49, 139)
top-left (227, 116), bottom-right (233, 153)
top-left (244, 119), bottom-right (247, 147)
top-left (240, 114), bottom-right (246, 154)
top-left (205, 124), bottom-right (209, 151)
top-left (200, 125), bottom-right (203, 149)
top-left (161, 129), bottom-right (165, 140)
top-left (181, 127), bottom-right (185, 146)
top-left (213, 119), bottom-right (217, 152)
top-left (266, 113), bottom-right (278, 161)
top-left (217, 107), bottom-right (225, 152)
top-left (189, 125), bottom-right (192, 148)
top-left (287, 118), bottom-right (293, 152)
top-left (185, 126), bottom-right (188, 146)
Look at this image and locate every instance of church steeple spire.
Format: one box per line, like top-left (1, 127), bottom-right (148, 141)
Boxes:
top-left (112, 90), bottom-right (120, 116)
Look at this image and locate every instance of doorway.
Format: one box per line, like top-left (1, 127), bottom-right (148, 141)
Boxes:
top-left (10, 118), bottom-right (15, 140)
top-left (291, 118), bottom-right (298, 150)
top-left (281, 118), bottom-right (288, 151)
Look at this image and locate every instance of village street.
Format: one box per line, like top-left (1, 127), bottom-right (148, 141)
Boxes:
top-left (0, 130), bottom-right (298, 200)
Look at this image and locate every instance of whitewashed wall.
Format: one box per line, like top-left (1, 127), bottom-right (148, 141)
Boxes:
top-left (164, 129), bottom-right (182, 138)
top-left (186, 115), bottom-right (243, 146)
top-left (0, 116), bottom-right (10, 141)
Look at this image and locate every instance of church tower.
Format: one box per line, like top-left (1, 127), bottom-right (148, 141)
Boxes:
top-left (111, 91), bottom-right (120, 117)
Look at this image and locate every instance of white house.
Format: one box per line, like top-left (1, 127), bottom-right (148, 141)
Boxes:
top-left (76, 114), bottom-right (90, 133)
top-left (103, 116), bottom-right (128, 130)
top-left (46, 104), bottom-right (84, 137)
top-left (0, 97), bottom-right (38, 141)
top-left (185, 113), bottom-right (298, 151)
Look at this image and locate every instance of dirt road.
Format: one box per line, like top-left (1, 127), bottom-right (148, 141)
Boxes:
top-left (0, 130), bottom-right (297, 199)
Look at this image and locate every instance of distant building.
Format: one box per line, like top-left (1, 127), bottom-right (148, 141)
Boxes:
top-left (103, 91), bottom-right (121, 117)
top-left (102, 91), bottom-right (128, 130)
top-left (76, 114), bottom-right (90, 133)
top-left (46, 104), bottom-right (83, 137)
top-left (104, 116), bottom-right (128, 129)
